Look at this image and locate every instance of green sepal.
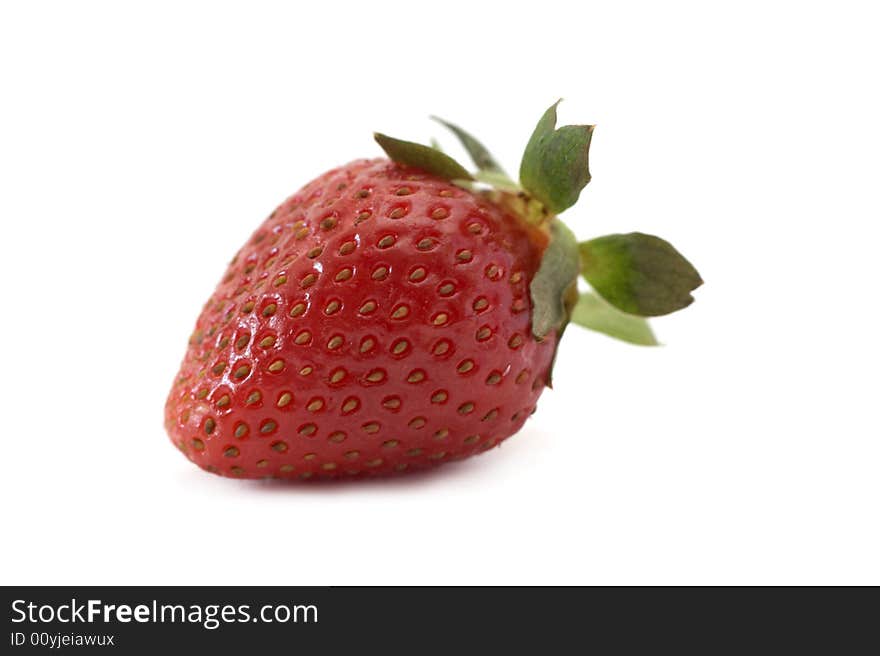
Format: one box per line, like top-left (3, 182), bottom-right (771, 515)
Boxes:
top-left (579, 232), bottom-right (702, 317)
top-left (519, 100), bottom-right (594, 214)
top-left (430, 116), bottom-right (506, 174)
top-left (530, 219), bottom-right (580, 340)
top-left (570, 292), bottom-right (659, 346)
top-left (374, 133), bottom-right (473, 181)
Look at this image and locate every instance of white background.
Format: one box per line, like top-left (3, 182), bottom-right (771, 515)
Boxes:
top-left (1, 1), bottom-right (877, 585)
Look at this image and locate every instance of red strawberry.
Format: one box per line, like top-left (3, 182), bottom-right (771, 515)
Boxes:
top-left (165, 102), bottom-right (702, 480)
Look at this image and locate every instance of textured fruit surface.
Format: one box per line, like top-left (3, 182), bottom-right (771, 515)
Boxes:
top-left (165, 159), bottom-right (557, 479)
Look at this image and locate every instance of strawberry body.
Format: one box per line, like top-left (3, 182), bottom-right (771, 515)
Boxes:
top-left (165, 159), bottom-right (557, 479)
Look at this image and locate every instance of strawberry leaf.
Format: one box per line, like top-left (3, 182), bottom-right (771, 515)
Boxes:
top-left (579, 233), bottom-right (702, 316)
top-left (530, 219), bottom-right (580, 339)
top-left (374, 133), bottom-right (473, 181)
top-left (430, 116), bottom-right (506, 174)
top-left (570, 292), bottom-right (659, 346)
top-left (519, 100), bottom-right (594, 214)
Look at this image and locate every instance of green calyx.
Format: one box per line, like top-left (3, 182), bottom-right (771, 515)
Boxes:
top-left (374, 100), bottom-right (703, 353)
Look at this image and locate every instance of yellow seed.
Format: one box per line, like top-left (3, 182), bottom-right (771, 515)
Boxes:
top-left (482, 409), bottom-right (499, 421)
top-left (456, 250), bottom-right (473, 262)
top-left (486, 372), bottom-right (502, 385)
top-left (365, 369), bottom-right (385, 383)
top-left (328, 431), bottom-right (346, 443)
top-left (245, 391), bottom-right (262, 405)
top-left (329, 369), bottom-right (346, 384)
top-left (457, 360), bottom-right (474, 374)
top-left (307, 398), bottom-right (324, 412)
top-left (211, 362), bottom-right (226, 375)
top-left (407, 370), bottom-right (425, 383)
top-left (406, 448), bottom-right (422, 457)
top-left (382, 397), bottom-right (401, 409)
top-left (324, 300), bottom-right (340, 315)
top-left (273, 274), bottom-right (287, 287)
top-left (389, 207), bottom-right (406, 219)
top-left (392, 340), bottom-right (409, 355)
top-left (464, 435), bottom-right (479, 445)
top-left (196, 388), bottom-right (209, 399)
top-left (355, 210), bottom-right (372, 223)
top-left (294, 331), bottom-right (311, 345)
top-left (259, 335), bottom-right (276, 348)
top-left (432, 341), bottom-right (450, 356)
top-left (299, 424), bottom-right (317, 436)
top-left (438, 283), bottom-right (455, 296)
top-left (235, 334), bottom-right (249, 349)
top-left (230, 466), bottom-right (244, 475)
top-left (234, 423), bottom-right (249, 438)
top-left (241, 301), bottom-right (255, 314)
top-left (216, 394), bottom-right (230, 408)
top-left (473, 297), bottom-right (489, 311)
top-left (396, 186), bottom-right (412, 196)
top-left (299, 365), bottom-right (314, 376)
top-left (262, 303), bottom-right (277, 317)
top-left (224, 446), bottom-right (239, 458)
top-left (233, 364), bottom-right (251, 379)
top-left (433, 312), bottom-right (449, 326)
top-left (192, 438), bottom-right (205, 451)
top-left (339, 241), bottom-right (356, 255)
top-left (327, 335), bottom-right (344, 350)
top-left (271, 441), bottom-right (288, 453)
top-left (429, 452), bottom-right (447, 460)
top-left (301, 273), bottom-right (317, 288)
top-left (467, 221), bottom-right (481, 233)
top-left (371, 266), bottom-right (388, 280)
top-left (267, 359), bottom-right (285, 373)
top-left (516, 370), bottom-right (530, 384)
top-left (217, 337), bottom-right (230, 349)
top-left (320, 217), bottom-right (337, 230)
top-left (280, 464), bottom-right (294, 473)
top-left (321, 463), bottom-right (337, 471)
top-left (409, 417), bottom-right (426, 429)
top-left (335, 267), bottom-right (353, 282)
top-left (359, 300), bottom-right (377, 314)
top-left (391, 305), bottom-right (409, 319)
top-left (431, 391), bottom-right (448, 403)
top-left (434, 428), bottom-right (449, 440)
top-left (377, 235), bottom-right (395, 248)
top-left (431, 207), bottom-right (449, 220)
top-left (362, 422), bottom-right (380, 434)
top-left (342, 398), bottom-right (359, 413)
top-left (307, 246), bottom-right (323, 258)
top-left (476, 327), bottom-right (491, 341)
top-left (382, 440), bottom-right (399, 449)
top-left (261, 420), bottom-right (277, 434)
top-left (289, 302), bottom-right (306, 317)
top-left (458, 402), bottom-right (475, 414)
top-left (366, 458), bottom-right (384, 467)
top-left (277, 392), bottom-right (293, 408)
top-left (204, 418), bottom-right (216, 434)
top-left (360, 338), bottom-right (376, 353)
top-left (256, 459), bottom-right (268, 468)
top-left (417, 238), bottom-right (435, 250)
top-left (409, 267), bottom-right (426, 282)
top-left (509, 334), bottom-right (524, 349)
top-left (344, 450), bottom-right (360, 460)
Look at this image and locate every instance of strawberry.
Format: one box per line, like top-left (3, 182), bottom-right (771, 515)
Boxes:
top-left (165, 102), bottom-right (702, 480)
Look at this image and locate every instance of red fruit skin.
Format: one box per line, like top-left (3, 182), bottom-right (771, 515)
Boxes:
top-left (164, 159), bottom-right (557, 479)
